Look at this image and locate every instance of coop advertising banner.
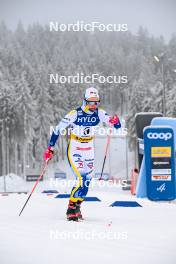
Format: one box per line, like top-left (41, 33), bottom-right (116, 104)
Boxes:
top-left (144, 126), bottom-right (175, 201)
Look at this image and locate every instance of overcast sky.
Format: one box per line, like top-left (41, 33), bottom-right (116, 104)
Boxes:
top-left (0, 0), bottom-right (175, 41)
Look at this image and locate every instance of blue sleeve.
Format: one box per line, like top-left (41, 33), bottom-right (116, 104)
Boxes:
top-left (49, 131), bottom-right (60, 147)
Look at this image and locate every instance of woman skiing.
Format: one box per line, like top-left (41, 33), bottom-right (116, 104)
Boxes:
top-left (44, 87), bottom-right (121, 221)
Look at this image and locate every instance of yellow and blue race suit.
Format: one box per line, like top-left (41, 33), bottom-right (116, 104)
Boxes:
top-left (49, 103), bottom-right (121, 202)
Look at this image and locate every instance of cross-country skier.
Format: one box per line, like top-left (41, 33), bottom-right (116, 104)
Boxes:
top-left (44, 87), bottom-right (121, 221)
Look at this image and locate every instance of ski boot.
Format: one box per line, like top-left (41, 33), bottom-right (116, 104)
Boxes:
top-left (75, 201), bottom-right (84, 220)
top-left (66, 200), bottom-right (79, 221)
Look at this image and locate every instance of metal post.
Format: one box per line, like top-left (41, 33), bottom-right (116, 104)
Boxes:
top-left (162, 63), bottom-right (166, 116)
top-left (23, 142), bottom-right (26, 180)
top-left (108, 134), bottom-right (111, 178)
top-left (15, 142), bottom-right (18, 175)
top-left (2, 121), bottom-right (6, 192)
top-left (6, 127), bottom-right (9, 175)
top-left (125, 135), bottom-right (129, 181)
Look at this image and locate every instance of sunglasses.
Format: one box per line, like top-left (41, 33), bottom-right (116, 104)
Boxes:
top-left (86, 101), bottom-right (100, 106)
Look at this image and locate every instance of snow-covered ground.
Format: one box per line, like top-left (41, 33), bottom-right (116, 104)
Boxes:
top-left (0, 179), bottom-right (176, 264)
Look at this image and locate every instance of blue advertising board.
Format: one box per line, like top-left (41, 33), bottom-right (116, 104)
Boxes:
top-left (94, 173), bottom-right (110, 181)
top-left (144, 126), bottom-right (175, 201)
top-left (54, 172), bottom-right (66, 179)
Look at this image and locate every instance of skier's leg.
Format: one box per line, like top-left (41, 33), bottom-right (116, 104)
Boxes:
top-left (68, 143), bottom-right (94, 201)
top-left (74, 146), bottom-right (95, 219)
top-left (66, 141), bottom-right (94, 220)
top-left (66, 142), bottom-right (86, 220)
top-left (67, 144), bottom-right (88, 202)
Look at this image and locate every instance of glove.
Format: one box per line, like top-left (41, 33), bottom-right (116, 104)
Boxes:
top-left (109, 114), bottom-right (120, 125)
top-left (44, 146), bottom-right (54, 162)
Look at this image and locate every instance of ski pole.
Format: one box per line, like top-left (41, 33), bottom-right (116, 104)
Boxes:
top-left (99, 128), bottom-right (112, 180)
top-left (19, 160), bottom-right (49, 216)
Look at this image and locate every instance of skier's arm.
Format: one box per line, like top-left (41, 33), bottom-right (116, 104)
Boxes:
top-left (99, 108), bottom-right (121, 129)
top-left (49, 110), bottom-right (77, 147)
